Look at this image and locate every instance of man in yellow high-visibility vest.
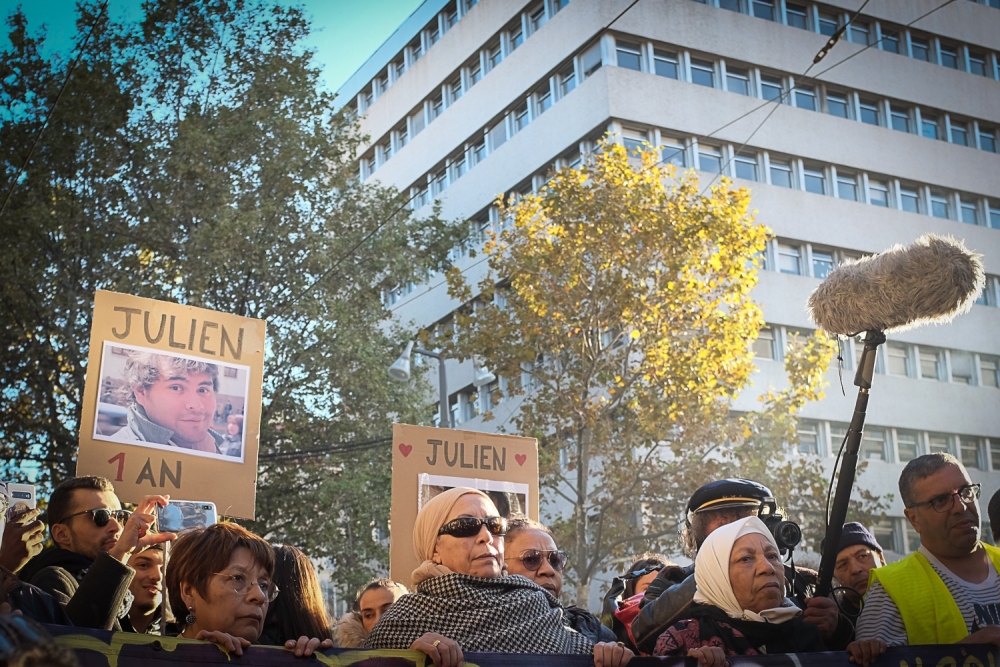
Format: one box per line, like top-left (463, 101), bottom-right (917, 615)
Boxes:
top-left (855, 453), bottom-right (1000, 647)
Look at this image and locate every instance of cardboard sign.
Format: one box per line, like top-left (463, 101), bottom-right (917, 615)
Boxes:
top-left (77, 291), bottom-right (265, 519)
top-left (390, 423), bottom-right (539, 586)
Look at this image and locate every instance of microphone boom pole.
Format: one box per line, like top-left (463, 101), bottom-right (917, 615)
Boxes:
top-left (815, 329), bottom-right (885, 598)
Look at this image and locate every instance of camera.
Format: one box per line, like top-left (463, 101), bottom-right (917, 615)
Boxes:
top-left (757, 497), bottom-right (801, 555)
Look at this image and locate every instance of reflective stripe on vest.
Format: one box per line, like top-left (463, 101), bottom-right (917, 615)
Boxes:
top-left (869, 542), bottom-right (1000, 645)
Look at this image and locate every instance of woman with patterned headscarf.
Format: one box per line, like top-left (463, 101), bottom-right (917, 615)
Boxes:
top-left (364, 487), bottom-right (632, 667)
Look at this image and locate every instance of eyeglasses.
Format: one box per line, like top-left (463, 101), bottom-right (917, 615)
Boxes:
top-left (58, 508), bottom-right (132, 527)
top-left (907, 483), bottom-right (981, 513)
top-left (508, 549), bottom-right (568, 572)
top-left (438, 515), bottom-right (508, 538)
top-left (213, 572), bottom-right (280, 602)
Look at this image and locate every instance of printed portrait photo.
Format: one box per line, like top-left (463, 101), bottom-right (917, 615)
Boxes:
top-left (418, 473), bottom-right (529, 519)
top-left (93, 342), bottom-right (250, 463)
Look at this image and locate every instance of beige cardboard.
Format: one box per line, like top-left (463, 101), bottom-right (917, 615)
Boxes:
top-left (77, 291), bottom-right (265, 519)
top-left (390, 423), bottom-right (539, 587)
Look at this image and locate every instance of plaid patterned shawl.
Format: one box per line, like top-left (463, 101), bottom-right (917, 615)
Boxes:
top-left (363, 573), bottom-right (595, 654)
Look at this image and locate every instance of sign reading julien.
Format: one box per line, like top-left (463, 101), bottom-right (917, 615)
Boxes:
top-left (390, 423), bottom-right (539, 586)
top-left (77, 291), bottom-right (265, 519)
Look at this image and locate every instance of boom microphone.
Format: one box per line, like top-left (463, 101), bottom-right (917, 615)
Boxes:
top-left (807, 234), bottom-right (985, 335)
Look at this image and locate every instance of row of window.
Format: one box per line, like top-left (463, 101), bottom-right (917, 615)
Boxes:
top-left (609, 35), bottom-right (1000, 155)
top-left (696, 0), bottom-right (1000, 80)
top-left (875, 514), bottom-right (998, 557)
top-left (351, 0), bottom-right (482, 114)
top-left (359, 0), bottom-right (572, 174)
top-left (756, 323), bottom-right (1000, 390)
top-left (616, 124), bottom-right (1000, 228)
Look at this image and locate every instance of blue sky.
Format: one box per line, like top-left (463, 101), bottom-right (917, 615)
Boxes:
top-left (0, 0), bottom-right (424, 93)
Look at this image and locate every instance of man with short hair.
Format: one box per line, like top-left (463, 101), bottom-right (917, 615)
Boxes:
top-left (856, 453), bottom-right (1000, 645)
top-left (109, 350), bottom-right (223, 454)
top-left (120, 545), bottom-right (164, 634)
top-left (19, 476), bottom-right (173, 631)
top-left (631, 478), bottom-right (846, 653)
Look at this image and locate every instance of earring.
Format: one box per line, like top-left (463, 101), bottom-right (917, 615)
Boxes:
top-left (185, 608), bottom-right (196, 626)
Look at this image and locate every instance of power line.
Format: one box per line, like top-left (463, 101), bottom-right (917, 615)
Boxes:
top-left (0, 0), bottom-right (111, 222)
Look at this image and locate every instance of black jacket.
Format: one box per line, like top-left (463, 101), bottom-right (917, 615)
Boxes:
top-left (0, 566), bottom-right (73, 626)
top-left (19, 547), bottom-right (134, 631)
top-left (564, 605), bottom-right (617, 643)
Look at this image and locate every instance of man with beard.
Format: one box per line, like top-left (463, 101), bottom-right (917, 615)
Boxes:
top-left (856, 453), bottom-right (1000, 647)
top-left (19, 477), bottom-right (174, 631)
top-left (120, 545), bottom-right (165, 634)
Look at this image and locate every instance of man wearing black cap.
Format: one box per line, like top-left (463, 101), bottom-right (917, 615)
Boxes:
top-left (831, 522), bottom-right (885, 617)
top-left (629, 478), bottom-right (846, 653)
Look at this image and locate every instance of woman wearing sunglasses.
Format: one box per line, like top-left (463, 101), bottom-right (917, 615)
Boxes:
top-left (365, 487), bottom-right (632, 667)
top-left (166, 523), bottom-right (332, 658)
top-left (504, 516), bottom-right (619, 644)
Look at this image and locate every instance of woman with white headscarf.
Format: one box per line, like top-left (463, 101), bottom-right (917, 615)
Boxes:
top-left (652, 516), bottom-right (826, 663)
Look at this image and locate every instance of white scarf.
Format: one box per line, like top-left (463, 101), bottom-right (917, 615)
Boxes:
top-left (692, 516), bottom-right (802, 624)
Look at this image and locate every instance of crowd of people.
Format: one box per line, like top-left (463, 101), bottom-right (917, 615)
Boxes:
top-left (2, 451), bottom-right (1000, 664)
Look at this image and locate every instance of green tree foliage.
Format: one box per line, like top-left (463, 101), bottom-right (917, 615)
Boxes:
top-left (0, 0), bottom-right (463, 593)
top-left (443, 142), bottom-right (887, 605)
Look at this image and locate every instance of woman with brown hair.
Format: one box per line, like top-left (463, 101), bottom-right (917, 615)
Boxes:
top-left (259, 545), bottom-right (333, 645)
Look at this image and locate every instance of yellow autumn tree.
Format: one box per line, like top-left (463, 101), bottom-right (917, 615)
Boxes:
top-left (442, 139), bottom-right (885, 605)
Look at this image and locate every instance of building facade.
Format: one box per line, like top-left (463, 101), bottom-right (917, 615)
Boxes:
top-left (338, 0), bottom-right (1000, 607)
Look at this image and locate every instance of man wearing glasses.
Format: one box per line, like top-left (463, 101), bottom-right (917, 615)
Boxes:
top-left (856, 453), bottom-right (1000, 647)
top-left (19, 476), bottom-right (175, 631)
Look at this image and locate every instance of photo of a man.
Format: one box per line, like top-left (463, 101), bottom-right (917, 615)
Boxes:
top-left (94, 343), bottom-right (249, 461)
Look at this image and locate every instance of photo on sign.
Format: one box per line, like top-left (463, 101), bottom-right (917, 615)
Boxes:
top-left (93, 341), bottom-right (250, 463)
top-left (418, 473), bottom-right (529, 519)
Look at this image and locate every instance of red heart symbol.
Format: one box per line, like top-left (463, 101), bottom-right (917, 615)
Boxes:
top-left (398, 443), bottom-right (412, 458)
top-left (515, 454), bottom-right (527, 467)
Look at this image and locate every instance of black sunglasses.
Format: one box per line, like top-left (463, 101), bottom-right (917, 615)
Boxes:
top-left (59, 508), bottom-right (131, 527)
top-left (509, 549), bottom-right (568, 572)
top-left (438, 515), bottom-right (508, 538)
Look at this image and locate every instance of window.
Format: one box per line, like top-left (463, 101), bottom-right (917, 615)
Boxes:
top-left (778, 243), bottom-right (802, 275)
top-left (429, 167), bottom-right (447, 196)
top-left (529, 5), bottom-right (547, 33)
top-left (837, 173), bottom-right (858, 201)
top-left (698, 144), bottom-right (722, 173)
top-left (622, 128), bottom-right (646, 155)
top-left (826, 91), bottom-right (849, 118)
top-left (410, 108), bottom-right (426, 136)
top-left (887, 344), bottom-right (909, 376)
top-left (654, 49), bottom-right (679, 78)
top-left (661, 139), bottom-right (686, 168)
top-left (616, 40), bottom-right (642, 71)
top-left (960, 199), bottom-right (980, 225)
top-left (881, 30), bottom-right (901, 54)
top-left (861, 428), bottom-right (886, 460)
top-left (753, 327), bottom-right (775, 359)
top-left (443, 8), bottom-right (457, 29)
top-left (859, 99), bottom-right (880, 126)
top-left (509, 26), bottom-right (524, 51)
top-left (951, 121), bottom-right (970, 146)
top-left (726, 67), bottom-right (751, 95)
top-left (412, 185), bottom-right (429, 210)
top-left (803, 167), bottom-right (826, 195)
top-left (559, 64), bottom-right (576, 96)
top-left (488, 119), bottom-right (507, 151)
top-left (690, 59), bottom-right (715, 87)
top-left (719, 0), bottom-right (740, 11)
top-left (470, 137), bottom-right (486, 166)
top-left (581, 42), bottom-right (603, 78)
top-left (940, 43), bottom-right (959, 69)
top-left (513, 100), bottom-right (529, 132)
top-left (897, 431), bottom-right (919, 462)
top-left (429, 93), bottom-right (444, 121)
top-left (991, 202), bottom-right (1000, 229)
top-left (487, 42), bottom-right (502, 70)
top-left (961, 438), bottom-right (981, 469)
top-left (798, 420), bottom-right (819, 455)
top-left (535, 85), bottom-right (552, 115)
top-left (812, 249), bottom-right (834, 279)
top-left (872, 521), bottom-right (898, 553)
top-left (448, 76), bottom-right (463, 104)
top-left (981, 357), bottom-right (999, 387)
top-left (900, 186), bottom-right (920, 213)
top-left (769, 159), bottom-right (793, 188)
top-left (890, 106), bottom-right (910, 132)
top-left (752, 0), bottom-right (775, 20)
top-left (794, 85), bottom-right (816, 111)
top-left (830, 423), bottom-right (849, 451)
top-left (450, 153), bottom-right (467, 181)
top-left (919, 349), bottom-right (941, 380)
top-left (910, 36), bottom-right (930, 62)
top-left (930, 193), bottom-right (950, 219)
top-left (469, 61), bottom-right (482, 85)
top-left (869, 180), bottom-right (889, 207)
top-left (969, 52), bottom-right (988, 76)
top-left (850, 21), bottom-right (870, 45)
top-left (786, 3), bottom-right (807, 29)
top-left (818, 12), bottom-right (839, 36)
top-left (929, 434), bottom-right (950, 454)
top-left (922, 115), bottom-right (941, 140)
top-left (760, 75), bottom-right (783, 101)
top-left (734, 152), bottom-right (757, 180)
top-left (951, 351), bottom-right (974, 384)
top-left (428, 25), bottom-right (440, 46)
top-left (979, 127), bottom-right (998, 153)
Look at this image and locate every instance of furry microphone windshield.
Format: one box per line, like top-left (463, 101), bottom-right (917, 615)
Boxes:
top-left (807, 234), bottom-right (985, 336)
